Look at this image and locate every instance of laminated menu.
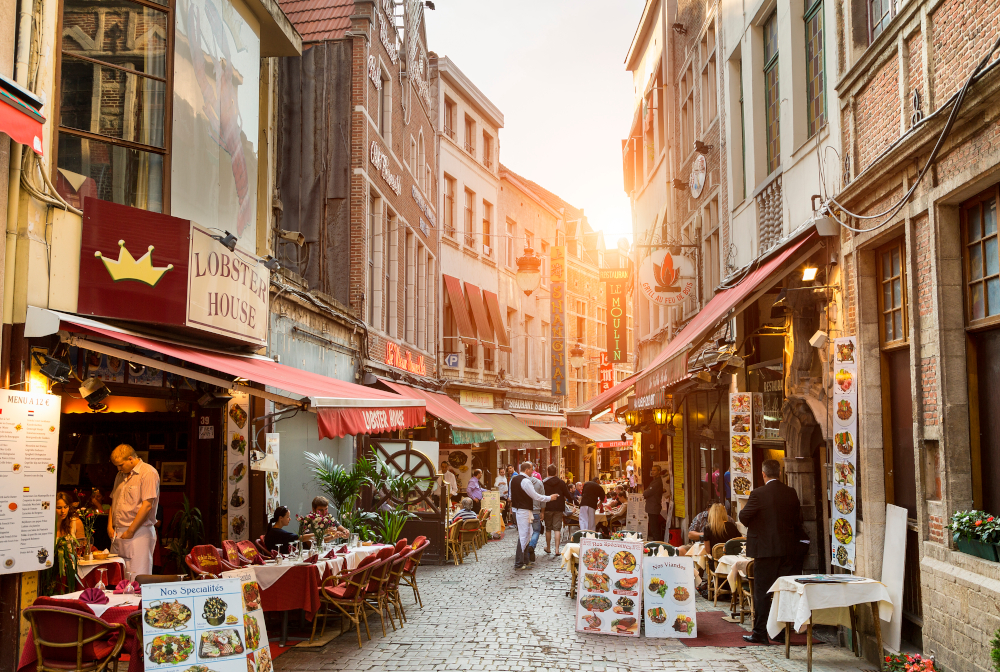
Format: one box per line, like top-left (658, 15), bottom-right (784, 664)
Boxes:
top-left (575, 538), bottom-right (643, 637)
top-left (643, 554), bottom-right (698, 638)
top-left (0, 390), bottom-right (62, 575)
top-left (225, 391), bottom-right (250, 541)
top-left (729, 393), bottom-right (753, 502)
top-left (221, 567), bottom-right (272, 672)
top-left (831, 336), bottom-right (858, 570)
top-left (141, 578), bottom-right (250, 671)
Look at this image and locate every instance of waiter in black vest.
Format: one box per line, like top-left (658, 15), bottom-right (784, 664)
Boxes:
top-left (738, 459), bottom-right (807, 644)
top-left (511, 461), bottom-right (557, 569)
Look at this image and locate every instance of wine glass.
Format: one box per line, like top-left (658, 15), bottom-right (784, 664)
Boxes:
top-left (123, 571), bottom-right (135, 596)
top-left (95, 568), bottom-right (107, 592)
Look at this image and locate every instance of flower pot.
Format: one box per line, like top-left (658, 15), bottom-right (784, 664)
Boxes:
top-left (956, 537), bottom-right (998, 561)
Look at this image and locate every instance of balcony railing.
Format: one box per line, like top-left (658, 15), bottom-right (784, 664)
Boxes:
top-left (756, 174), bottom-right (782, 253)
top-left (444, 126), bottom-right (455, 140)
top-left (464, 141), bottom-right (475, 156)
top-left (484, 156), bottom-right (493, 170)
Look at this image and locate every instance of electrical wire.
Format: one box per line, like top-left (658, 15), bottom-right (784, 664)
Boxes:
top-left (827, 35), bottom-right (1000, 233)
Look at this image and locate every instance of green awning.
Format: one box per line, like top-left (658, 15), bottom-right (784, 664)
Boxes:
top-left (381, 380), bottom-right (495, 445)
top-left (472, 411), bottom-right (550, 449)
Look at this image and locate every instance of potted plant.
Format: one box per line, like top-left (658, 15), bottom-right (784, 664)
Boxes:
top-left (991, 626), bottom-right (1000, 671)
top-left (375, 508), bottom-right (416, 544)
top-left (950, 509), bottom-right (999, 561)
top-left (884, 652), bottom-right (937, 672)
top-left (338, 494), bottom-right (378, 542)
top-left (164, 495), bottom-right (204, 572)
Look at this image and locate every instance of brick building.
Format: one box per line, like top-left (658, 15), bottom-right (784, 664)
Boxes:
top-left (834, 0), bottom-right (1000, 665)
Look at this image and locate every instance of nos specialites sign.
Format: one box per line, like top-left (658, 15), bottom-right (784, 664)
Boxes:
top-left (551, 246), bottom-right (567, 396)
top-left (638, 249), bottom-right (695, 306)
top-left (79, 198), bottom-right (269, 345)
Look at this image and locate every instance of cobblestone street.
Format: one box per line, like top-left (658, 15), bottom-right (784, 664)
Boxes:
top-left (273, 534), bottom-right (878, 672)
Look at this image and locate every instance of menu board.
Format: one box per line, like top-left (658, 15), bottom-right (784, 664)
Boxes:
top-left (626, 493), bottom-right (648, 533)
top-left (440, 448), bottom-right (473, 492)
top-left (483, 490), bottom-right (503, 537)
top-left (831, 336), bottom-right (858, 570)
top-left (729, 393), bottom-right (753, 502)
top-left (221, 567), bottom-right (271, 672)
top-left (575, 538), bottom-right (642, 637)
top-left (225, 391), bottom-right (250, 541)
top-left (141, 578), bottom-right (248, 671)
top-left (0, 391), bottom-right (62, 575)
top-left (643, 554), bottom-right (697, 638)
top-left (264, 432), bottom-right (280, 522)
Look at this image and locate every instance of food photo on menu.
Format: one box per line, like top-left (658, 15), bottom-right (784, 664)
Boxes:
top-left (576, 540), bottom-right (642, 636)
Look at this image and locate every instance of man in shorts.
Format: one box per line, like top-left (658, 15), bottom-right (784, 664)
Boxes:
top-left (542, 464), bottom-right (573, 555)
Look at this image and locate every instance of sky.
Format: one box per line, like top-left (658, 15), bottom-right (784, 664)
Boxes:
top-left (425, 0), bottom-right (647, 246)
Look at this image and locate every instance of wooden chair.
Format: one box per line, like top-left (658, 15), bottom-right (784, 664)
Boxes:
top-left (444, 520), bottom-right (463, 565)
top-left (363, 550), bottom-right (399, 637)
top-left (22, 604), bottom-right (126, 672)
top-left (313, 555), bottom-right (379, 648)
top-left (476, 508), bottom-right (491, 547)
top-left (400, 539), bottom-right (429, 608)
top-left (459, 519), bottom-right (481, 562)
top-left (385, 552), bottom-right (408, 625)
top-left (709, 543), bottom-right (731, 605)
top-left (739, 559), bottom-right (755, 625)
top-left (185, 544), bottom-right (238, 579)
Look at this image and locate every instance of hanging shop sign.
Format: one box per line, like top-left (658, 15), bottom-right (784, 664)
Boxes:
top-left (605, 271), bottom-right (629, 363)
top-left (575, 538), bottom-right (643, 637)
top-left (385, 341), bottom-right (427, 376)
top-left (632, 390), bottom-right (665, 411)
top-left (551, 246), bottom-right (567, 396)
top-left (689, 154), bottom-right (707, 198)
top-left (638, 248), bottom-right (695, 307)
top-left (261, 433), bottom-right (280, 522)
top-left (831, 336), bottom-right (858, 571)
top-left (643, 555), bottom-right (698, 638)
top-left (221, 567), bottom-right (272, 669)
top-left (0, 390), bottom-right (61, 575)
top-left (224, 391), bottom-right (250, 541)
top-left (440, 448), bottom-right (473, 491)
top-left (729, 393), bottom-right (753, 502)
top-left (459, 390), bottom-right (494, 408)
top-left (370, 141), bottom-right (402, 195)
top-left (503, 396), bottom-right (561, 413)
top-left (78, 199), bottom-right (269, 346)
top-left (598, 352), bottom-right (614, 394)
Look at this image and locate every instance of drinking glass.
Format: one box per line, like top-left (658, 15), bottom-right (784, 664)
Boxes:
top-left (124, 572), bottom-right (135, 595)
top-left (348, 533), bottom-right (359, 549)
top-left (95, 568), bottom-right (107, 592)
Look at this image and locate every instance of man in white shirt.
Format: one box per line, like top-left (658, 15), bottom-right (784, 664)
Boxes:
top-left (107, 444), bottom-right (160, 576)
top-left (436, 461), bottom-right (458, 509)
top-left (510, 461), bottom-right (558, 570)
top-left (494, 470), bottom-right (510, 525)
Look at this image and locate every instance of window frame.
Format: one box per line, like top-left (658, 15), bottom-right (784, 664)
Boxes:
top-left (53, 0), bottom-right (175, 211)
top-left (962, 185), bottom-right (1000, 330)
top-left (805, 0), bottom-right (826, 138)
top-left (763, 10), bottom-right (781, 175)
top-left (700, 20), bottom-right (718, 131)
top-left (869, 0), bottom-right (896, 43)
top-left (876, 237), bottom-right (909, 348)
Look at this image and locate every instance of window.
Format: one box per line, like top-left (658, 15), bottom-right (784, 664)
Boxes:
top-left (464, 114), bottom-right (476, 156)
top-left (385, 208), bottom-right (397, 335)
top-left (444, 176), bottom-right (456, 237)
top-left (482, 132), bottom-right (494, 169)
top-left (55, 0), bottom-right (170, 211)
top-left (878, 240), bottom-right (908, 344)
top-left (404, 230), bottom-right (414, 342)
top-left (577, 381), bottom-right (587, 406)
top-left (869, 0), bottom-right (895, 42)
top-left (541, 241), bottom-right (549, 287)
top-left (577, 315), bottom-right (586, 345)
top-left (465, 342), bottom-right (478, 369)
top-left (763, 10), bottom-right (780, 174)
top-left (523, 316), bottom-right (534, 379)
top-left (464, 189), bottom-right (476, 248)
top-left (680, 64), bottom-right (695, 155)
top-left (506, 220), bottom-right (516, 267)
top-left (368, 196), bottom-right (378, 324)
top-left (597, 305), bottom-right (607, 349)
top-left (409, 137), bottom-right (417, 174)
top-left (964, 191), bottom-right (1000, 324)
top-left (379, 72), bottom-right (391, 138)
top-left (444, 97), bottom-right (456, 139)
top-left (443, 301), bottom-right (459, 355)
top-left (701, 22), bottom-right (718, 128)
top-left (805, 0), bottom-right (826, 137)
top-left (482, 201), bottom-right (493, 256)
top-left (484, 346), bottom-right (494, 372)
top-left (739, 61), bottom-right (747, 200)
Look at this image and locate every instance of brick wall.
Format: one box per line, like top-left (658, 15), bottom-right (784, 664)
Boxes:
top-left (930, 0), bottom-right (1000, 107)
top-left (907, 34), bottom-right (923, 122)
top-left (855, 55), bottom-right (900, 173)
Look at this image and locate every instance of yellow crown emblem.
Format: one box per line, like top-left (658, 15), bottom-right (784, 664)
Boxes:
top-left (95, 240), bottom-right (174, 287)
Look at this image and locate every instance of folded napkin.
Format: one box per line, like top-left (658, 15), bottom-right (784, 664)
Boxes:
top-left (337, 545), bottom-right (348, 554)
top-left (79, 587), bottom-right (109, 605)
top-left (656, 545), bottom-right (671, 557)
top-left (584, 533), bottom-right (597, 539)
top-left (323, 548), bottom-right (337, 559)
top-left (304, 554), bottom-right (319, 564)
top-left (622, 532), bottom-right (639, 541)
top-left (113, 580), bottom-right (141, 595)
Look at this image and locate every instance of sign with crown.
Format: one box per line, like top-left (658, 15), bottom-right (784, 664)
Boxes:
top-left (78, 198), bottom-right (269, 346)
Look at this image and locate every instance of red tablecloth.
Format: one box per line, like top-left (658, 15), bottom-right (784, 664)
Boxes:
top-left (260, 563), bottom-right (327, 620)
top-left (18, 604), bottom-right (141, 672)
top-left (79, 562), bottom-right (124, 589)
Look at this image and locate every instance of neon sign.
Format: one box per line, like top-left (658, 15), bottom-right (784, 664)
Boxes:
top-left (385, 341), bottom-right (426, 375)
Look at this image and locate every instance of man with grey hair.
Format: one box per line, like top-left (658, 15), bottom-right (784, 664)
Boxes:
top-left (107, 444), bottom-right (160, 575)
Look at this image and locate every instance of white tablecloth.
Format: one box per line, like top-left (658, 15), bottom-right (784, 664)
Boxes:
top-left (253, 544), bottom-right (390, 590)
top-left (77, 557), bottom-right (126, 580)
top-left (560, 543), bottom-right (579, 571)
top-left (717, 554), bottom-right (751, 591)
top-left (52, 589), bottom-right (141, 618)
top-left (766, 575), bottom-right (893, 638)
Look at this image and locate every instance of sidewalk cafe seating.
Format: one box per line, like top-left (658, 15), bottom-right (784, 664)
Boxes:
top-left (570, 530), bottom-right (603, 543)
top-left (362, 548), bottom-right (398, 637)
top-left (185, 544), bottom-right (238, 579)
top-left (313, 555), bottom-right (379, 648)
top-left (221, 540), bottom-right (247, 566)
top-left (475, 508), bottom-right (491, 547)
top-left (385, 551), bottom-right (408, 625)
top-left (401, 537), bottom-right (429, 608)
top-left (445, 520), bottom-right (463, 565)
top-left (254, 536), bottom-right (278, 559)
top-left (135, 574), bottom-right (187, 585)
top-left (644, 541), bottom-right (677, 555)
top-left (236, 540), bottom-right (267, 565)
top-left (739, 559), bottom-right (755, 625)
top-left (459, 519), bottom-right (481, 562)
top-left (22, 600), bottom-right (126, 672)
top-left (709, 543), bottom-right (731, 605)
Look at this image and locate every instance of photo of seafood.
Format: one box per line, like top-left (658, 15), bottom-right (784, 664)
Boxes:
top-left (732, 456), bottom-right (752, 473)
top-left (835, 489), bottom-right (855, 514)
top-left (834, 462), bottom-right (856, 485)
top-left (584, 572), bottom-right (610, 592)
top-left (731, 414), bottom-right (751, 433)
top-left (614, 576), bottom-right (638, 591)
top-left (612, 551), bottom-right (636, 573)
top-left (836, 340), bottom-right (856, 363)
top-left (731, 394), bottom-right (750, 414)
top-left (834, 517), bottom-right (854, 545)
top-left (613, 596), bottom-right (634, 613)
top-left (731, 435), bottom-right (751, 453)
top-left (198, 629), bottom-right (244, 659)
top-left (582, 547), bottom-right (609, 571)
top-left (144, 600), bottom-right (193, 630)
top-left (733, 476), bottom-right (752, 496)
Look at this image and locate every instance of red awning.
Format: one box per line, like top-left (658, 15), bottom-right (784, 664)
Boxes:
top-left (443, 274), bottom-right (478, 346)
top-left (511, 412), bottom-right (566, 428)
top-left (0, 86), bottom-right (44, 155)
top-left (379, 380), bottom-right (495, 444)
top-left (464, 283), bottom-right (494, 345)
top-left (565, 422), bottom-right (632, 448)
top-left (28, 309), bottom-right (425, 439)
top-left (566, 371), bottom-right (641, 428)
top-left (483, 290), bottom-right (511, 352)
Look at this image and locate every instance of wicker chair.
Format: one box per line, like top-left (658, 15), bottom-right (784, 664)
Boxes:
top-left (313, 555), bottom-right (379, 648)
top-left (476, 508), bottom-right (491, 547)
top-left (739, 559), bottom-right (755, 625)
top-left (362, 548), bottom-right (398, 637)
top-left (444, 520), bottom-right (463, 565)
top-left (400, 538), bottom-right (429, 608)
top-left (22, 603), bottom-right (126, 672)
top-left (385, 551), bottom-right (409, 624)
top-left (570, 530), bottom-right (602, 543)
top-left (709, 543), bottom-right (731, 605)
top-left (459, 519), bottom-right (481, 562)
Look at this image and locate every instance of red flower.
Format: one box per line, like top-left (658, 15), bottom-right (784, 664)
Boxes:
top-left (989, 517), bottom-right (995, 522)
top-left (976, 520), bottom-right (983, 526)
top-left (886, 656), bottom-right (892, 662)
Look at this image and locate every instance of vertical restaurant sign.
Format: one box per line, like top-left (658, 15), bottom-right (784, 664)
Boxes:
top-left (575, 538), bottom-right (643, 637)
top-left (221, 567), bottom-right (271, 671)
top-left (225, 391), bottom-right (250, 541)
top-left (141, 578), bottom-right (249, 671)
top-left (831, 336), bottom-right (858, 570)
top-left (604, 268), bottom-right (629, 363)
top-left (599, 351), bottom-right (614, 393)
top-left (672, 419), bottom-right (685, 519)
top-left (551, 246), bottom-right (567, 396)
top-left (263, 432), bottom-right (280, 522)
top-left (0, 391), bottom-right (61, 575)
top-left (643, 555), bottom-right (697, 638)
top-left (730, 393), bottom-right (753, 501)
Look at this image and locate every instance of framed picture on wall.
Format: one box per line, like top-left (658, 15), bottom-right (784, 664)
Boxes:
top-left (160, 462), bottom-right (187, 485)
top-left (136, 451), bottom-right (149, 463)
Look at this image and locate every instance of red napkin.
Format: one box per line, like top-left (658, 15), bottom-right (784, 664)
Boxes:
top-left (79, 587), bottom-right (109, 604)
top-left (337, 545), bottom-right (348, 554)
top-left (323, 548), bottom-right (337, 559)
top-left (112, 580), bottom-right (141, 595)
top-left (304, 554), bottom-right (319, 564)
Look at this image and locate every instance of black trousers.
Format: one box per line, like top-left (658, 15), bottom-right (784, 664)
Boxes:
top-left (647, 514), bottom-right (665, 542)
top-left (752, 555), bottom-right (797, 640)
top-left (472, 498), bottom-right (482, 513)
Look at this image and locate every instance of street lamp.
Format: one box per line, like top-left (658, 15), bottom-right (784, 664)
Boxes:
top-left (569, 342), bottom-right (586, 369)
top-left (653, 408), bottom-right (667, 425)
top-left (515, 247), bottom-right (542, 296)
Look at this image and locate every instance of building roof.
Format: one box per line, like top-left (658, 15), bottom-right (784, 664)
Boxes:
top-left (276, 0), bottom-right (353, 43)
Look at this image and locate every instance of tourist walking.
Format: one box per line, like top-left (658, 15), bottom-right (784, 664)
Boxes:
top-left (510, 461), bottom-right (557, 569)
top-left (579, 477), bottom-right (605, 533)
top-left (642, 464), bottom-right (666, 541)
top-left (542, 465), bottom-right (573, 554)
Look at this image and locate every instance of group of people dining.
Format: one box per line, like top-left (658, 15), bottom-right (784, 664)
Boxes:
top-left (263, 496), bottom-right (351, 555)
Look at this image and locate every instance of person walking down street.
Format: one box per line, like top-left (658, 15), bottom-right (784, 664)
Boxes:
top-left (107, 444), bottom-right (160, 576)
top-left (643, 464), bottom-right (666, 542)
top-left (495, 469), bottom-right (510, 524)
top-left (542, 465), bottom-right (573, 555)
top-left (467, 469), bottom-right (484, 513)
top-left (528, 467), bottom-right (546, 560)
top-left (579, 477), bottom-right (605, 532)
top-left (738, 459), bottom-right (807, 645)
top-left (510, 462), bottom-right (557, 570)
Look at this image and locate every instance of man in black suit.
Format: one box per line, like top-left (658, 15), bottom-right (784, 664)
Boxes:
top-left (738, 459), bottom-right (806, 644)
top-left (642, 464), bottom-right (666, 541)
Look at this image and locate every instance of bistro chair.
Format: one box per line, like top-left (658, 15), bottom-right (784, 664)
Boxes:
top-left (362, 549), bottom-right (399, 637)
top-left (385, 551), bottom-right (409, 625)
top-left (459, 519), bottom-right (481, 562)
top-left (313, 555), bottom-right (379, 648)
top-left (739, 559), bottom-right (756, 626)
top-left (22, 603), bottom-right (126, 672)
top-left (476, 508), bottom-right (492, 547)
top-left (401, 538), bottom-right (429, 608)
top-left (221, 539), bottom-right (247, 566)
top-left (236, 540), bottom-right (268, 565)
top-left (723, 537), bottom-right (747, 557)
top-left (444, 520), bottom-right (463, 565)
top-left (185, 544), bottom-right (238, 579)
top-left (254, 535), bottom-right (278, 559)
top-left (710, 543), bottom-right (731, 605)
top-left (570, 530), bottom-right (603, 544)
top-left (643, 541), bottom-right (677, 555)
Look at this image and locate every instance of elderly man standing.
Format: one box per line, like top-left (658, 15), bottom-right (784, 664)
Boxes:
top-left (107, 444), bottom-right (160, 576)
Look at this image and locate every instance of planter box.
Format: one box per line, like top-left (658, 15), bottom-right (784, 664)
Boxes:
top-left (956, 537), bottom-right (999, 561)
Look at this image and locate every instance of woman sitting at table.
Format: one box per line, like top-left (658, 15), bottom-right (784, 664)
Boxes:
top-left (55, 491), bottom-right (86, 547)
top-left (264, 506), bottom-right (315, 554)
top-left (687, 503), bottom-right (741, 554)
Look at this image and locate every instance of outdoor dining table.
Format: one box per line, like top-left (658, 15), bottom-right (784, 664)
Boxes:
top-left (77, 556), bottom-right (126, 588)
top-left (766, 575), bottom-right (892, 672)
top-left (18, 590), bottom-right (143, 672)
top-left (715, 553), bottom-right (752, 619)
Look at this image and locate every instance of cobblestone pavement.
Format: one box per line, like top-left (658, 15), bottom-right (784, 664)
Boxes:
top-left (274, 533), bottom-right (877, 672)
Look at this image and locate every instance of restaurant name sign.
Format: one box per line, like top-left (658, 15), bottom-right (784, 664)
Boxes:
top-left (371, 141), bottom-right (402, 195)
top-left (638, 249), bottom-right (695, 306)
top-left (385, 341), bottom-right (427, 376)
top-left (601, 265), bottom-right (629, 363)
top-left (550, 246), bottom-right (567, 396)
top-left (79, 199), bottom-right (269, 345)
top-left (504, 397), bottom-right (561, 413)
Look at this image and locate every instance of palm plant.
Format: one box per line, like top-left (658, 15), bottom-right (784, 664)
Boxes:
top-left (375, 509), bottom-right (416, 544)
top-left (305, 452), bottom-right (372, 517)
top-left (338, 494), bottom-right (379, 541)
top-left (165, 495), bottom-right (204, 571)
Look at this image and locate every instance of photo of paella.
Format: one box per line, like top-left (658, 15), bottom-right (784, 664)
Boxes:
top-left (731, 435), bottom-right (751, 453)
top-left (582, 547), bottom-right (609, 571)
top-left (835, 489), bottom-right (855, 514)
top-left (612, 551), bottom-right (636, 573)
top-left (834, 517), bottom-right (854, 545)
